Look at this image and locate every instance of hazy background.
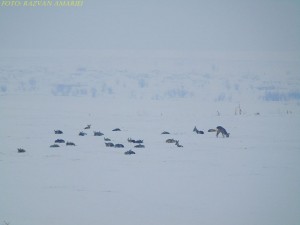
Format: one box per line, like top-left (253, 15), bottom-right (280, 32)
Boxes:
top-left (0, 0), bottom-right (299, 103)
top-left (0, 0), bottom-right (299, 57)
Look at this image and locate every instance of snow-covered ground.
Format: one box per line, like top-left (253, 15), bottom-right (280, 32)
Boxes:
top-left (1, 54), bottom-right (300, 225)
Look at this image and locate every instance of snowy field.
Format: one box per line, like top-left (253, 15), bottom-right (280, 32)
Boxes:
top-left (1, 55), bottom-right (300, 225)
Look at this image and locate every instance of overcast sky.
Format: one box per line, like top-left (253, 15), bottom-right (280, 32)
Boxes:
top-left (0, 0), bottom-right (299, 56)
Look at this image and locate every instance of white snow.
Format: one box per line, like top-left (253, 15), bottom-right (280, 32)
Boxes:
top-left (1, 54), bottom-right (300, 225)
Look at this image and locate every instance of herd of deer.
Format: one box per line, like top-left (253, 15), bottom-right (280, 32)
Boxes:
top-left (49, 125), bottom-right (145, 155)
top-left (17, 125), bottom-right (230, 154)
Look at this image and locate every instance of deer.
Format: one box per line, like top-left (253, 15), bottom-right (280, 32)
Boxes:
top-left (66, 142), bottom-right (76, 146)
top-left (193, 126), bottom-right (204, 134)
top-left (94, 131), bottom-right (104, 136)
top-left (54, 130), bottom-right (63, 134)
top-left (166, 139), bottom-right (177, 143)
top-left (84, 124), bottom-right (91, 129)
top-left (208, 126), bottom-right (230, 138)
top-left (175, 140), bottom-right (183, 147)
top-left (105, 142), bottom-right (114, 147)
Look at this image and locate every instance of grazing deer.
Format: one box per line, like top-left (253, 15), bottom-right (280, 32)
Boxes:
top-left (104, 137), bottom-right (111, 141)
top-left (193, 126), bottom-right (204, 134)
top-left (112, 128), bottom-right (121, 131)
top-left (216, 126), bottom-right (230, 138)
top-left (208, 126), bottom-right (230, 138)
top-left (161, 131), bottom-right (170, 134)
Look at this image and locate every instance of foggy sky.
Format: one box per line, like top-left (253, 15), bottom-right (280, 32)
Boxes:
top-left (0, 0), bottom-right (299, 55)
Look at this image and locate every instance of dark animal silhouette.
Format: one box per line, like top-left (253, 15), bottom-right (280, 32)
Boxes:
top-left (166, 139), bottom-right (177, 143)
top-left (193, 126), bottom-right (204, 134)
top-left (115, 144), bottom-right (124, 148)
top-left (161, 131), bottom-right (170, 134)
top-left (54, 130), bottom-right (63, 134)
top-left (104, 137), bottom-right (111, 141)
top-left (134, 144), bottom-right (145, 148)
top-left (94, 131), bottom-right (104, 136)
top-left (128, 138), bottom-right (143, 143)
top-left (84, 124), bottom-right (91, 129)
top-left (105, 142), bottom-right (114, 147)
top-left (79, 132), bottom-right (87, 136)
top-left (50, 144), bottom-right (60, 148)
top-left (66, 142), bottom-right (76, 146)
top-left (124, 149), bottom-right (136, 155)
top-left (55, 139), bottom-right (65, 143)
top-left (18, 148), bottom-right (26, 153)
top-left (128, 138), bottom-right (135, 143)
top-left (216, 126), bottom-right (230, 138)
top-left (175, 140), bottom-right (183, 147)
top-left (112, 128), bottom-right (121, 131)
